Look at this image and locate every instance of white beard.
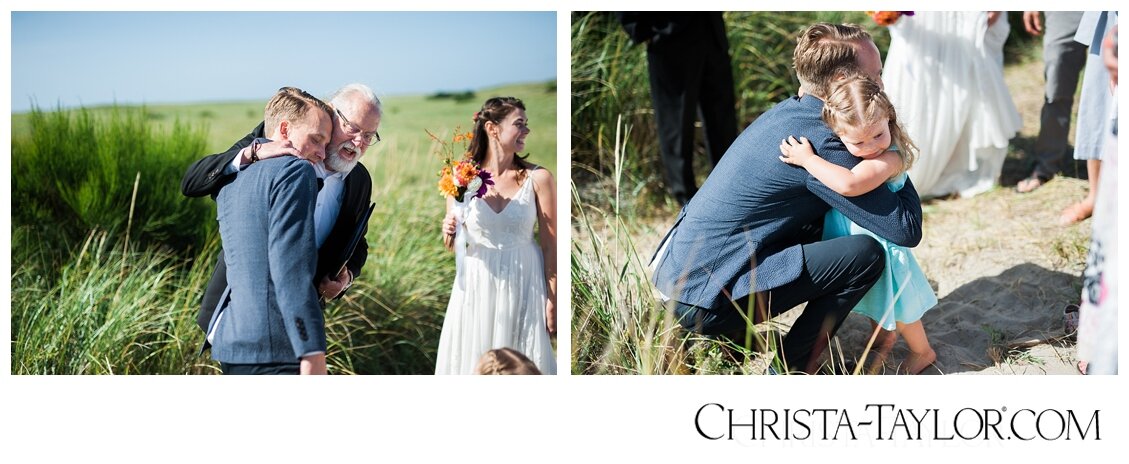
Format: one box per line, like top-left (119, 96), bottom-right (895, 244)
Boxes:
top-left (325, 141), bottom-right (361, 174)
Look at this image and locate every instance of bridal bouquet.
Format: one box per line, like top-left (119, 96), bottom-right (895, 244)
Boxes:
top-left (867, 11), bottom-right (913, 26)
top-left (430, 127), bottom-right (493, 203)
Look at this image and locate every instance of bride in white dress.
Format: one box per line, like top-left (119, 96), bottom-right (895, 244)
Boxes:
top-left (883, 11), bottom-right (1022, 198)
top-left (435, 97), bottom-right (557, 375)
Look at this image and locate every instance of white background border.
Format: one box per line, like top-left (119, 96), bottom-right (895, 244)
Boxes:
top-left (4, 1), bottom-right (1126, 461)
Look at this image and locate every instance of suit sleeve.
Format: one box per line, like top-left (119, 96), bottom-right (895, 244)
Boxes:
top-left (268, 160), bottom-right (326, 358)
top-left (806, 138), bottom-right (923, 247)
top-left (180, 122), bottom-right (265, 198)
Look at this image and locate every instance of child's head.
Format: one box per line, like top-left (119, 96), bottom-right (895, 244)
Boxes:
top-left (475, 348), bottom-right (542, 375)
top-left (822, 75), bottom-right (917, 173)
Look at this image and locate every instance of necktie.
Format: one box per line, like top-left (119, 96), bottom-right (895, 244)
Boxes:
top-left (317, 178), bottom-right (325, 192)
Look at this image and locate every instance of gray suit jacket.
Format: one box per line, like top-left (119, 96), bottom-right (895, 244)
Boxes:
top-left (652, 94), bottom-right (923, 309)
top-left (210, 156), bottom-right (326, 364)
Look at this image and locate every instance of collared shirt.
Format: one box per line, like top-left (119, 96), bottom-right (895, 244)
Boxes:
top-left (310, 162), bottom-right (346, 249)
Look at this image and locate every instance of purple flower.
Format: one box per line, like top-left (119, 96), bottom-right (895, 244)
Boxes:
top-left (475, 170), bottom-right (494, 198)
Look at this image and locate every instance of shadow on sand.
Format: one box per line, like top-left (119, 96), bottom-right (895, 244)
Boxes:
top-left (834, 262), bottom-right (1081, 374)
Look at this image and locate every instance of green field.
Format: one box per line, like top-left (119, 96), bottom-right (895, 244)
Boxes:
top-left (10, 81), bottom-right (558, 375)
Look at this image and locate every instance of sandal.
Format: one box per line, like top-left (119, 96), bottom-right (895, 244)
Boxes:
top-left (1059, 201), bottom-right (1094, 225)
top-left (1016, 174), bottom-right (1049, 193)
top-left (1063, 304), bottom-right (1080, 338)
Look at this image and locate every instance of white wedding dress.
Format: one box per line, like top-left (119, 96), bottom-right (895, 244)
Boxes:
top-left (884, 11), bottom-right (1022, 198)
top-left (435, 173), bottom-right (557, 374)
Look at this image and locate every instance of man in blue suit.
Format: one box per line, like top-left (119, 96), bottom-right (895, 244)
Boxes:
top-left (209, 87), bottom-right (334, 375)
top-left (651, 23), bottom-right (923, 374)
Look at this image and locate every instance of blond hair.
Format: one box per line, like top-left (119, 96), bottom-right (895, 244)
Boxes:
top-left (821, 75), bottom-right (917, 175)
top-left (263, 86), bottom-right (333, 134)
top-left (793, 23), bottom-right (873, 99)
top-left (475, 348), bottom-right (542, 375)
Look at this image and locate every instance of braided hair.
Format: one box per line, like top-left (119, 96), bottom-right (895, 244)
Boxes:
top-left (469, 97), bottom-right (533, 178)
top-left (475, 348), bottom-right (541, 375)
top-left (821, 75), bottom-right (917, 175)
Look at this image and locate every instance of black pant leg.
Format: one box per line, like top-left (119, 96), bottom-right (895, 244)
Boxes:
top-left (648, 40), bottom-right (705, 204)
top-left (696, 42), bottom-right (738, 166)
top-left (765, 235), bottom-right (885, 372)
top-left (221, 362), bottom-right (301, 375)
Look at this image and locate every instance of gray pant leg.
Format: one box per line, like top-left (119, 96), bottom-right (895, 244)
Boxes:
top-left (1033, 11), bottom-right (1086, 179)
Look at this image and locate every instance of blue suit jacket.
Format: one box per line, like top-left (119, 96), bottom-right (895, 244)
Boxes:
top-left (210, 156), bottom-right (326, 364)
top-left (652, 95), bottom-right (923, 309)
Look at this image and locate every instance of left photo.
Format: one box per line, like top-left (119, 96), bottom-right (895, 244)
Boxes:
top-left (10, 11), bottom-right (558, 375)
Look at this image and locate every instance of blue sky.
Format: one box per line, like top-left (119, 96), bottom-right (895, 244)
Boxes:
top-left (10, 11), bottom-right (557, 112)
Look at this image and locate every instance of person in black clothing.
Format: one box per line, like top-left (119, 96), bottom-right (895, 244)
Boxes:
top-left (618, 12), bottom-right (739, 206)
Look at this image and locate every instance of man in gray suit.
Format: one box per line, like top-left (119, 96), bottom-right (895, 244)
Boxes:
top-left (651, 23), bottom-right (923, 374)
top-left (209, 87), bottom-right (334, 375)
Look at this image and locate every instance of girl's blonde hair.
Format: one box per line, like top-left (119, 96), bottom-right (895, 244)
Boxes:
top-left (821, 75), bottom-right (917, 175)
top-left (475, 348), bottom-right (542, 375)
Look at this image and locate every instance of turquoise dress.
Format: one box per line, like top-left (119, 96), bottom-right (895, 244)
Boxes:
top-left (822, 172), bottom-right (937, 330)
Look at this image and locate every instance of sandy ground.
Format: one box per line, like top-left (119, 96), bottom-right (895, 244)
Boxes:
top-left (576, 51), bottom-right (1096, 375)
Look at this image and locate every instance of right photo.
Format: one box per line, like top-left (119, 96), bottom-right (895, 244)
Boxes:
top-left (570, 11), bottom-right (1118, 375)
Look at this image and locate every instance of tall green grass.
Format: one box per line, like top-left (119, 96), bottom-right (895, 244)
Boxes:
top-left (12, 106), bottom-right (214, 255)
top-left (570, 11), bottom-right (880, 207)
top-left (10, 83), bottom-right (557, 375)
top-left (10, 227), bottom-right (218, 374)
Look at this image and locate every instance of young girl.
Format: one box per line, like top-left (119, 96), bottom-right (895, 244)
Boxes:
top-left (779, 75), bottom-right (938, 374)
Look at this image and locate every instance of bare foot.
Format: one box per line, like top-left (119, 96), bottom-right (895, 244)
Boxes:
top-left (1016, 174), bottom-right (1049, 193)
top-left (1059, 200), bottom-right (1094, 225)
top-left (863, 329), bottom-right (896, 374)
top-left (904, 348), bottom-right (937, 375)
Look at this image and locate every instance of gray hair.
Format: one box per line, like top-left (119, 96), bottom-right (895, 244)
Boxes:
top-left (328, 83), bottom-right (383, 119)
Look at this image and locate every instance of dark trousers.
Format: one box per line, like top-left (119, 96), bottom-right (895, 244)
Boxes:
top-left (1032, 11), bottom-right (1087, 180)
top-left (221, 362), bottom-right (300, 375)
top-left (647, 27), bottom-right (737, 205)
top-left (672, 235), bottom-right (885, 373)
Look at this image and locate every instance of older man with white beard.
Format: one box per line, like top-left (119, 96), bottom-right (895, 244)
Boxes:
top-left (181, 83), bottom-right (382, 344)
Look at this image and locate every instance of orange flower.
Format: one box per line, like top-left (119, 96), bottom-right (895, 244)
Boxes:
top-left (868, 11), bottom-right (902, 26)
top-left (437, 167), bottom-right (459, 197)
top-left (454, 160), bottom-right (478, 184)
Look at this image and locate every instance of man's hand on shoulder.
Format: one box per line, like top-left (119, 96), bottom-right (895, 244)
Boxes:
top-left (241, 139), bottom-right (301, 166)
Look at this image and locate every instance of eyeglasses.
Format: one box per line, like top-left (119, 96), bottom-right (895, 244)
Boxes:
top-left (335, 108), bottom-right (380, 145)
